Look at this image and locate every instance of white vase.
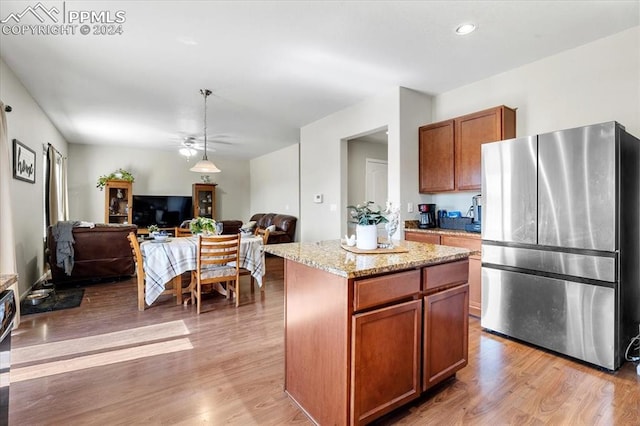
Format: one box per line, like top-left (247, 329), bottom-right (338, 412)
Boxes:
top-left (356, 224), bottom-right (378, 250)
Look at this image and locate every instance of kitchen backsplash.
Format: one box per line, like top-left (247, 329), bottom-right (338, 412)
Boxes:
top-left (414, 191), bottom-right (478, 219)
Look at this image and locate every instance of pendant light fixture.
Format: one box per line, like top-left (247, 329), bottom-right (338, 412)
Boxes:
top-left (190, 89), bottom-right (221, 173)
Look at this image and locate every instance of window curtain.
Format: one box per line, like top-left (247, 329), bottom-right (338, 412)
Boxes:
top-left (0, 101), bottom-right (20, 328)
top-left (45, 144), bottom-right (69, 227)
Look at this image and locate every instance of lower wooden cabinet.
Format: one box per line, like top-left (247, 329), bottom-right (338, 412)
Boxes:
top-left (404, 231), bottom-right (441, 245)
top-left (423, 284), bottom-right (469, 390)
top-left (405, 231), bottom-right (481, 317)
top-left (351, 299), bottom-right (422, 425)
top-left (284, 258), bottom-right (470, 425)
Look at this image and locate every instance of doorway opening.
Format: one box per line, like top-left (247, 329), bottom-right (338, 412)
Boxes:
top-left (346, 128), bottom-right (388, 235)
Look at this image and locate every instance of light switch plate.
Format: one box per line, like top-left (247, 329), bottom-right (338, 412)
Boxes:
top-left (407, 202), bottom-right (414, 213)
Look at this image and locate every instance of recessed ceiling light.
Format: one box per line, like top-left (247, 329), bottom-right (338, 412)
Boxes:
top-left (455, 23), bottom-right (477, 35)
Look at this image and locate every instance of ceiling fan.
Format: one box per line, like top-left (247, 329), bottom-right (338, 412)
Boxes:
top-left (172, 134), bottom-right (233, 159)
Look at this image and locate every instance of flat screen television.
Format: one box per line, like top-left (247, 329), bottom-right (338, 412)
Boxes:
top-left (132, 195), bottom-right (193, 228)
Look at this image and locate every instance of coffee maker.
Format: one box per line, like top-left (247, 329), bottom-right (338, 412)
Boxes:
top-left (417, 203), bottom-right (436, 229)
top-left (464, 194), bottom-right (482, 233)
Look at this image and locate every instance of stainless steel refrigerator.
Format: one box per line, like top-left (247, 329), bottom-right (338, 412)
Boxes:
top-left (481, 121), bottom-right (640, 370)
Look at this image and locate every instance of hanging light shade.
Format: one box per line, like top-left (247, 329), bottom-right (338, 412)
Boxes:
top-left (190, 88), bottom-right (221, 173)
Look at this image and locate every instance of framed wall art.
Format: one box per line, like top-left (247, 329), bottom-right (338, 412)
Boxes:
top-left (13, 139), bottom-right (36, 183)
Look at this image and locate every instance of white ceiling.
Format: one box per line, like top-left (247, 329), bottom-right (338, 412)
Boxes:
top-left (1, 1), bottom-right (638, 159)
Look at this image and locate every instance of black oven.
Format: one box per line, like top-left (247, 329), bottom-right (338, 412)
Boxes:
top-left (0, 289), bottom-right (16, 426)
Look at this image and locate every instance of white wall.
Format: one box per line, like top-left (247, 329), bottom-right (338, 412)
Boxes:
top-left (300, 87), bottom-right (434, 242)
top-left (249, 143), bottom-right (300, 238)
top-left (1, 58), bottom-right (69, 297)
top-left (68, 143), bottom-right (251, 223)
top-left (435, 26), bottom-right (640, 138)
top-left (428, 26), bottom-right (640, 215)
top-left (398, 88), bottom-right (435, 222)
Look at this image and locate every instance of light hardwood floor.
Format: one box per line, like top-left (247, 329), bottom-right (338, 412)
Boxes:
top-left (10, 257), bottom-right (640, 425)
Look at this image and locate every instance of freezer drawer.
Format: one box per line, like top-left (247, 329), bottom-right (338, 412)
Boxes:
top-left (481, 267), bottom-right (617, 370)
top-left (482, 244), bottom-right (616, 283)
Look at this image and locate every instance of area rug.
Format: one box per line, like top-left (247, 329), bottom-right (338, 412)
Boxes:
top-left (21, 288), bottom-right (85, 315)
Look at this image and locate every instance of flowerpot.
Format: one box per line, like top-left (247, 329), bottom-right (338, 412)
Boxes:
top-left (356, 224), bottom-right (378, 250)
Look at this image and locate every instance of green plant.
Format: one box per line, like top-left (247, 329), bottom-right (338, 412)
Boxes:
top-left (147, 224), bottom-right (159, 234)
top-left (347, 201), bottom-right (389, 226)
top-left (96, 168), bottom-right (135, 190)
top-left (189, 217), bottom-right (217, 234)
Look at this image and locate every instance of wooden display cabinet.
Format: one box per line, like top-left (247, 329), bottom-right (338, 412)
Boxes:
top-left (104, 180), bottom-right (132, 224)
top-left (419, 105), bottom-right (516, 192)
top-left (192, 183), bottom-right (217, 219)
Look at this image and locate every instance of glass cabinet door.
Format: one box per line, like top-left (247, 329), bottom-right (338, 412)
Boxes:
top-left (192, 183), bottom-right (217, 219)
top-left (105, 180), bottom-right (133, 224)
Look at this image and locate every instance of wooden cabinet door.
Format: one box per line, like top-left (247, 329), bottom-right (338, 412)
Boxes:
top-left (423, 284), bottom-right (469, 391)
top-left (455, 106), bottom-right (516, 191)
top-left (419, 120), bottom-right (455, 192)
top-left (441, 235), bottom-right (481, 317)
top-left (351, 299), bottom-right (422, 425)
top-left (404, 231), bottom-right (441, 245)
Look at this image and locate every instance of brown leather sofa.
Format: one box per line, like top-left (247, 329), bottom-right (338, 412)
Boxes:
top-left (220, 220), bottom-right (243, 235)
top-left (178, 219), bottom-right (243, 235)
top-left (47, 223), bottom-right (137, 283)
top-left (250, 213), bottom-right (297, 244)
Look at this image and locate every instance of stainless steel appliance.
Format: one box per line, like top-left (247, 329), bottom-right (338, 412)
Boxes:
top-left (417, 203), bottom-right (436, 229)
top-left (1, 289), bottom-right (16, 424)
top-left (481, 121), bottom-right (640, 370)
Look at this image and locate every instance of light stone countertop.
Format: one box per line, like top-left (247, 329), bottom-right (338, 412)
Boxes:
top-left (263, 239), bottom-right (470, 279)
top-left (403, 226), bottom-right (481, 239)
top-left (0, 274), bottom-right (18, 292)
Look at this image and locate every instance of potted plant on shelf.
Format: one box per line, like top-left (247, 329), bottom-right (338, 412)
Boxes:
top-left (189, 217), bottom-right (217, 235)
top-left (96, 168), bottom-right (135, 191)
top-left (147, 224), bottom-right (159, 236)
top-left (347, 201), bottom-right (388, 250)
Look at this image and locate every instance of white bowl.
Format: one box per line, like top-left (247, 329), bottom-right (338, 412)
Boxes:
top-left (154, 234), bottom-right (168, 242)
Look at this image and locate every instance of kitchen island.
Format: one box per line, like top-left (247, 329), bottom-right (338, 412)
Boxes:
top-left (264, 240), bottom-right (471, 425)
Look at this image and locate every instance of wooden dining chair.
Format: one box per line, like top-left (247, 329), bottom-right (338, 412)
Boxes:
top-left (192, 233), bottom-right (241, 314)
top-left (174, 227), bottom-right (192, 237)
top-left (241, 228), bottom-right (269, 293)
top-left (173, 227), bottom-right (195, 295)
top-left (254, 227), bottom-right (271, 245)
top-left (127, 232), bottom-right (182, 311)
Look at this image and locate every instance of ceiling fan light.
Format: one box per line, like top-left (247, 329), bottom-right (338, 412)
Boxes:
top-left (179, 147), bottom-right (197, 157)
top-left (190, 159), bottom-right (221, 173)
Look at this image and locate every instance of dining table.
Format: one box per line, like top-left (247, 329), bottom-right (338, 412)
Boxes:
top-left (140, 233), bottom-right (265, 306)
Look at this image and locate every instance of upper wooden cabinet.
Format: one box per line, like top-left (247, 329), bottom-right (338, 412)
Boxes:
top-left (104, 180), bottom-right (132, 224)
top-left (419, 105), bottom-right (516, 193)
top-left (419, 120), bottom-right (455, 192)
